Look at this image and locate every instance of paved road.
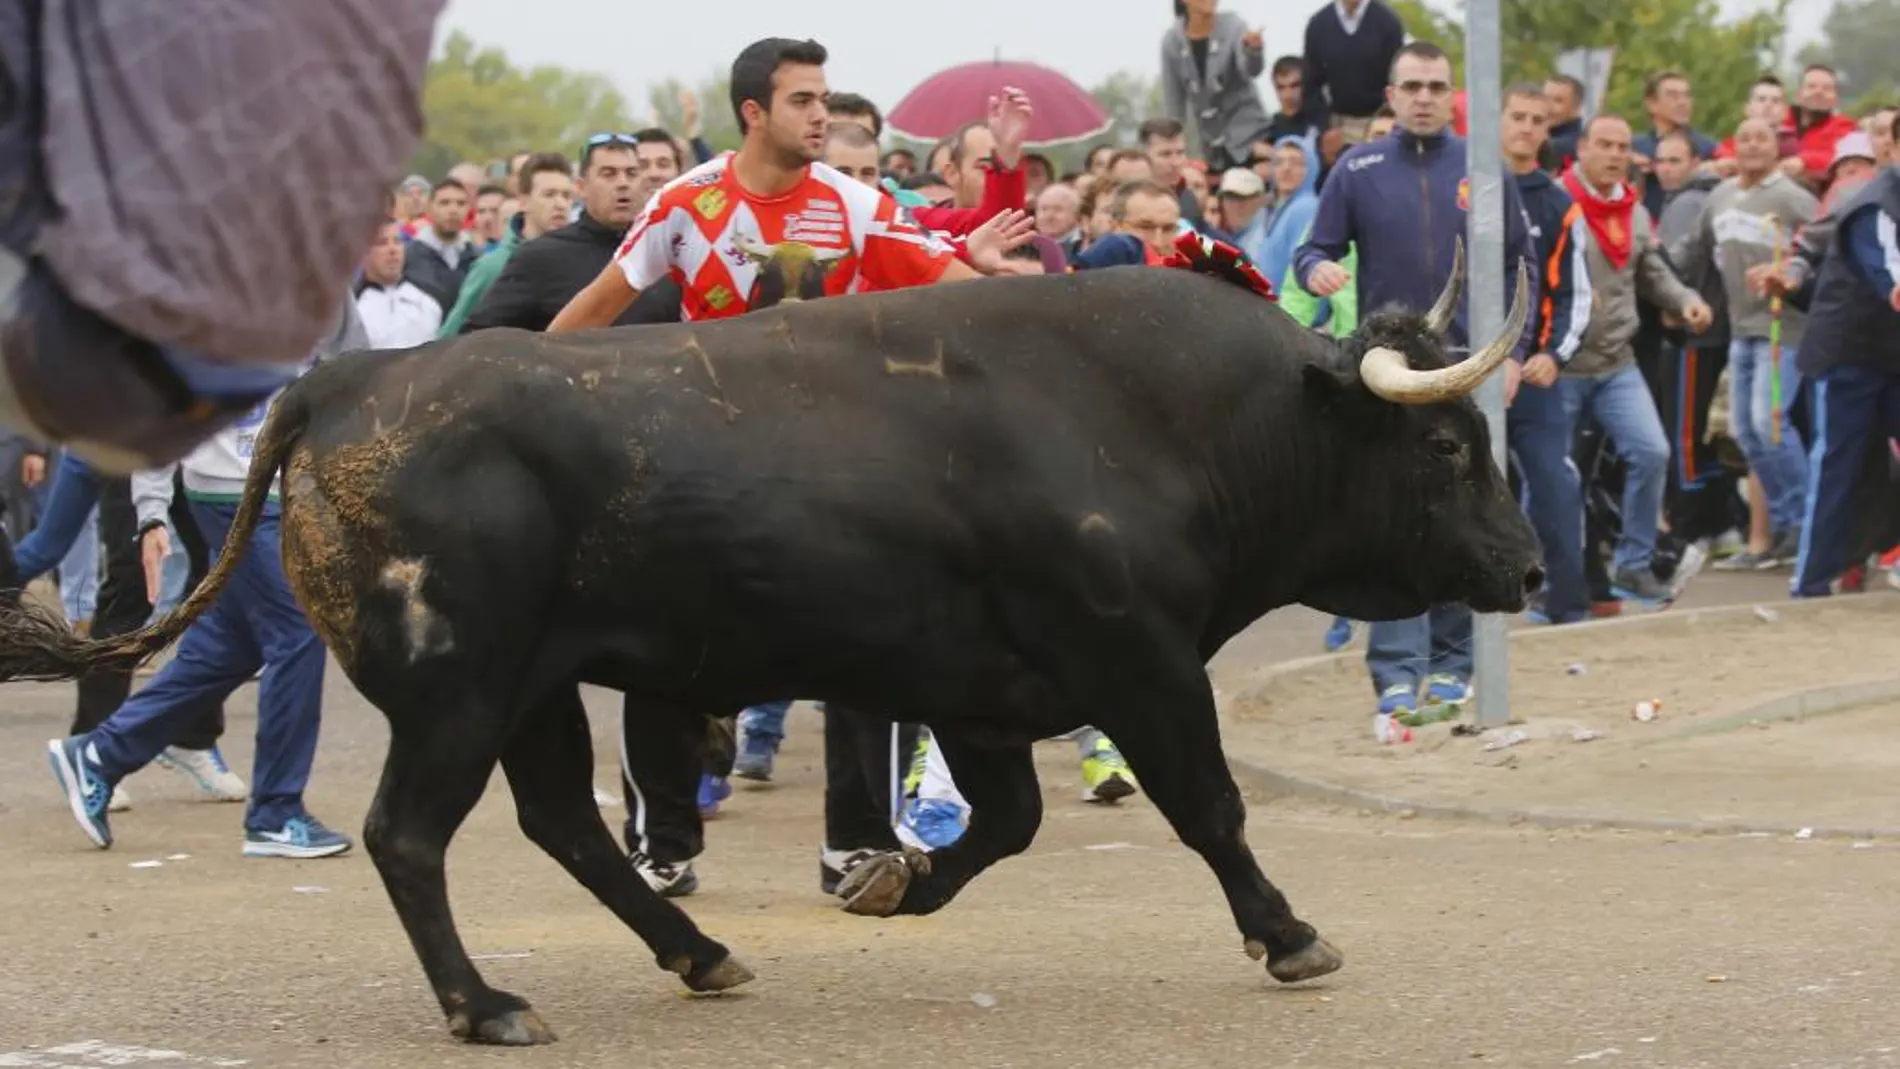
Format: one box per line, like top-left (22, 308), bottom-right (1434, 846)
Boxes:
top-left (5, 569), bottom-right (1873, 1069)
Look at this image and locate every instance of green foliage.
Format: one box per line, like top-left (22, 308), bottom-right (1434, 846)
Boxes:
top-left (645, 75), bottom-right (743, 154)
top-left (410, 31), bottom-right (634, 178)
top-left (1386, 0), bottom-right (1789, 138)
top-left (1798, 0), bottom-right (1900, 109)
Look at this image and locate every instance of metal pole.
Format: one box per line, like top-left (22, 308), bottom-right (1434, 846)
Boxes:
top-left (1463, 0), bottom-right (1511, 729)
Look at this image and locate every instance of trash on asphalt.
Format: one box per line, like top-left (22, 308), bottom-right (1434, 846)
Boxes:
top-left (1450, 723), bottom-right (1484, 736)
top-left (1571, 728), bottom-right (1603, 743)
top-left (293, 885), bottom-right (330, 894)
top-left (1794, 828), bottom-right (1814, 840)
top-left (971, 992), bottom-right (998, 1008)
top-left (471, 950), bottom-right (534, 961)
top-left (1566, 662), bottom-right (1587, 675)
top-left (1631, 699), bottom-right (1662, 722)
top-left (1482, 729), bottom-right (1527, 752)
top-left (1373, 713), bottom-right (1413, 744)
top-left (1753, 605), bottom-right (1779, 623)
top-left (1706, 974), bottom-right (1728, 983)
top-left (165, 853), bottom-right (190, 861)
top-left (128, 860), bottom-right (163, 869)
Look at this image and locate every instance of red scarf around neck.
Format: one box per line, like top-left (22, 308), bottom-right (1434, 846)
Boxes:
top-left (1562, 164), bottom-right (1635, 270)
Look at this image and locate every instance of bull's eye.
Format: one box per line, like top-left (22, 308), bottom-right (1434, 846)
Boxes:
top-left (1432, 438), bottom-right (1461, 457)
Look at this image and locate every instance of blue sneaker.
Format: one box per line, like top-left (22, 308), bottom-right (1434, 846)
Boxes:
top-left (902, 797), bottom-right (967, 850)
top-left (1421, 674), bottom-right (1471, 707)
top-left (697, 773), bottom-right (732, 817)
top-left (1376, 684), bottom-right (1416, 718)
top-left (46, 736), bottom-right (114, 848)
top-left (243, 812), bottom-right (352, 858)
top-left (1323, 617), bottom-right (1356, 652)
top-left (733, 731), bottom-right (778, 782)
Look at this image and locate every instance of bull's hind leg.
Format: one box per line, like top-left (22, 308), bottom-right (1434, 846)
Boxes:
top-left (1089, 653), bottom-right (1342, 984)
top-left (362, 701), bottom-right (555, 1045)
top-left (838, 734), bottom-right (1042, 917)
top-left (502, 686), bottom-right (752, 992)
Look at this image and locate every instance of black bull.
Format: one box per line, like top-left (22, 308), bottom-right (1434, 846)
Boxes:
top-left (0, 260), bottom-right (1542, 1045)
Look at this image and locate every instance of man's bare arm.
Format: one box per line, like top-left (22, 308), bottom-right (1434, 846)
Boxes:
top-left (548, 263), bottom-right (642, 333)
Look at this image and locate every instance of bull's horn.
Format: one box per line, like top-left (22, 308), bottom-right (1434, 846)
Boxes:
top-left (810, 245), bottom-right (849, 263)
top-left (1359, 260), bottom-right (1532, 406)
top-left (1423, 236), bottom-right (1466, 334)
top-left (735, 236), bottom-right (774, 261)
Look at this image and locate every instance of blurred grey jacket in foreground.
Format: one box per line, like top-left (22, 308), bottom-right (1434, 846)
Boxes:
top-left (29, 0), bottom-right (445, 365)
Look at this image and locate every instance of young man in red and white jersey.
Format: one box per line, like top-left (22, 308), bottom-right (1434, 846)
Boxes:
top-left (550, 36), bottom-right (1030, 900)
top-left (551, 38), bottom-right (1024, 331)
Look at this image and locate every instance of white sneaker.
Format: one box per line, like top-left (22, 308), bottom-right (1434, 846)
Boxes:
top-left (107, 784), bottom-right (131, 812)
top-left (154, 745), bottom-right (247, 802)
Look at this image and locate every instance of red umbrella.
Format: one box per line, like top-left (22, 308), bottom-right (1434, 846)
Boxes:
top-left (886, 60), bottom-right (1112, 146)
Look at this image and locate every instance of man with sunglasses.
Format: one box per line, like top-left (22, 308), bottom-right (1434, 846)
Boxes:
top-left (461, 134), bottom-right (684, 334)
top-left (1292, 39), bottom-right (1540, 728)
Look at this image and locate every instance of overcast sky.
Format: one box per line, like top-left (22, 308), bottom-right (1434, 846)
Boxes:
top-left (437, 0), bottom-right (1835, 119)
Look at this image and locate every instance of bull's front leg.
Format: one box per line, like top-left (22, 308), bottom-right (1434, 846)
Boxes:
top-left (837, 733), bottom-right (1041, 917)
top-left (1091, 654), bottom-right (1342, 984)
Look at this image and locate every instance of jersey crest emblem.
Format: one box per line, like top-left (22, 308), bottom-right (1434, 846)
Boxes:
top-left (693, 187), bottom-right (728, 219)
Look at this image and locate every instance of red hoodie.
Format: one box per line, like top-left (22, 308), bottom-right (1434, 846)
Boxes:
top-left (909, 161), bottom-right (1027, 237)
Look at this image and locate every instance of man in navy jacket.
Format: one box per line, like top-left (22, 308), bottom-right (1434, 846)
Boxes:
top-left (1292, 39), bottom-right (1541, 723)
top-left (1503, 82), bottom-right (1593, 625)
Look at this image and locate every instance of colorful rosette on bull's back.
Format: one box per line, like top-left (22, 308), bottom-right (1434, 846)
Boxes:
top-left (1161, 232), bottom-right (1278, 303)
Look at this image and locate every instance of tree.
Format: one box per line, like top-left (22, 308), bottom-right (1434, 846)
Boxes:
top-left (411, 31), bottom-right (635, 179)
top-left (645, 76), bottom-right (744, 155)
top-left (1383, 0), bottom-right (1789, 138)
top-left (1089, 71), bottom-right (1167, 148)
top-left (1798, 0), bottom-right (1900, 110)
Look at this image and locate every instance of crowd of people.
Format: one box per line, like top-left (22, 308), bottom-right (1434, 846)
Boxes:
top-left (7, 0), bottom-right (1898, 904)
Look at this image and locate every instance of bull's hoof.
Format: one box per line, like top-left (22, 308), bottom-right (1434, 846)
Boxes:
top-left (681, 954), bottom-right (756, 994)
top-left (1267, 936), bottom-right (1344, 984)
top-left (449, 1006), bottom-right (557, 1046)
top-left (837, 848), bottom-right (932, 917)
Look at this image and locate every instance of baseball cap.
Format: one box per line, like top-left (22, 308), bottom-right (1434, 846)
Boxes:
top-left (397, 174), bottom-right (430, 192)
top-left (1830, 131), bottom-right (1875, 173)
top-left (1217, 168), bottom-right (1267, 198)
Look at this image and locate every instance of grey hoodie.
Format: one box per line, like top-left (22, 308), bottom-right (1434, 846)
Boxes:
top-left (1668, 171), bottom-right (1818, 343)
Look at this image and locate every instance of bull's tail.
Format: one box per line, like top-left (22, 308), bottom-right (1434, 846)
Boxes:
top-left (0, 381), bottom-right (313, 684)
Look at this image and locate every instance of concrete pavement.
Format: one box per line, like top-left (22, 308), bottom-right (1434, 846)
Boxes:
top-left (3, 570), bottom-right (1889, 1067)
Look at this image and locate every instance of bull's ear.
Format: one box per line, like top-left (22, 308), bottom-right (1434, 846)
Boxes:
top-left (1301, 362), bottom-right (1361, 408)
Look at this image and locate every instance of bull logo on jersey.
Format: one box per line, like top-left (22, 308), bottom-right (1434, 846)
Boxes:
top-left (734, 236), bottom-right (848, 308)
top-left (1457, 178), bottom-right (1471, 212)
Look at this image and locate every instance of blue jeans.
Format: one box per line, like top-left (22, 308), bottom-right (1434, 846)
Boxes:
top-left (55, 503), bottom-right (98, 622)
top-left (739, 701), bottom-right (791, 742)
top-left (1793, 364), bottom-right (1900, 597)
top-left (1509, 380), bottom-right (1588, 622)
top-left (1365, 604), bottom-right (1473, 695)
top-left (87, 500), bottom-right (325, 831)
top-left (12, 451), bottom-right (100, 581)
top-left (1559, 364), bottom-right (1671, 573)
top-left (1727, 336), bottom-right (1809, 534)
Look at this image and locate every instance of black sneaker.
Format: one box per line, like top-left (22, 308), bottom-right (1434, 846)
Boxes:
top-left (630, 851), bottom-right (698, 897)
top-left (1760, 528), bottom-right (1802, 569)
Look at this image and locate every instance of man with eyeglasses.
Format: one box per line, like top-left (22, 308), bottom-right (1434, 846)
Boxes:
top-left (1292, 39), bottom-right (1540, 728)
top-left (461, 134), bottom-right (683, 333)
